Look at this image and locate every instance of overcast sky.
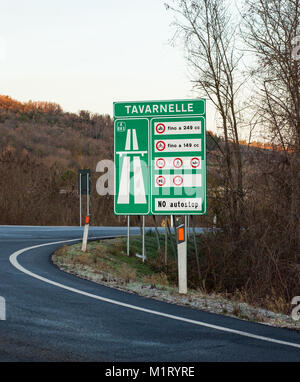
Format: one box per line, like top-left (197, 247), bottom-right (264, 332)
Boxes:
top-left (0, 1), bottom-right (201, 113)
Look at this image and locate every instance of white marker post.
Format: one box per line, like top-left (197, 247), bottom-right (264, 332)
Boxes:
top-left (177, 218), bottom-right (187, 294)
top-left (81, 215), bottom-right (90, 252)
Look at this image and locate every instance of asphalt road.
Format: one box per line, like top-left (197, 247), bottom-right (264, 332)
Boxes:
top-left (0, 225), bottom-right (300, 362)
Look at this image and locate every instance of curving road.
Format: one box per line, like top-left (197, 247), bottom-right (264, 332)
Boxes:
top-left (0, 225), bottom-right (300, 362)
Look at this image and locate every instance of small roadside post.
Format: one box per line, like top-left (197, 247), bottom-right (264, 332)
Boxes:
top-left (81, 215), bottom-right (90, 252)
top-left (177, 218), bottom-right (187, 294)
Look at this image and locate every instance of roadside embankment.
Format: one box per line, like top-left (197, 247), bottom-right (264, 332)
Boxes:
top-left (52, 234), bottom-right (300, 331)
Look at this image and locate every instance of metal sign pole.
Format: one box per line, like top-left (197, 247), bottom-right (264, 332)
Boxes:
top-left (79, 173), bottom-right (82, 227)
top-left (127, 215), bottom-right (130, 256)
top-left (142, 215), bottom-right (145, 263)
top-left (164, 217), bottom-right (168, 266)
top-left (191, 215), bottom-right (201, 283)
top-left (87, 173), bottom-right (90, 217)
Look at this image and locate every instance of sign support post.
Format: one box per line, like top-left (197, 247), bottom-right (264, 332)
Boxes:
top-left (164, 217), bottom-right (168, 266)
top-left (78, 169), bottom-right (91, 227)
top-left (87, 172), bottom-right (90, 217)
top-left (142, 215), bottom-right (145, 263)
top-left (79, 173), bottom-right (82, 227)
top-left (127, 215), bottom-right (130, 256)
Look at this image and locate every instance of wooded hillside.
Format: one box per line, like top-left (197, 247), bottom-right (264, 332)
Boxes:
top-left (0, 95), bottom-right (222, 226)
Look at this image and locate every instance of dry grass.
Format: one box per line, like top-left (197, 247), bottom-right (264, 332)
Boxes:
top-left (118, 264), bottom-right (137, 284)
top-left (141, 273), bottom-right (169, 288)
top-left (52, 238), bottom-right (300, 330)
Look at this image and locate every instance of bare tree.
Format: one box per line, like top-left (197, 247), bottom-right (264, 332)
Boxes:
top-left (241, 0), bottom-right (300, 247)
top-left (166, 0), bottom-right (245, 234)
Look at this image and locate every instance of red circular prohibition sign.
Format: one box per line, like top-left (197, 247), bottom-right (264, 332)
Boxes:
top-left (173, 158), bottom-right (183, 168)
top-left (191, 157), bottom-right (200, 168)
top-left (156, 176), bottom-right (166, 187)
top-left (155, 123), bottom-right (166, 134)
top-left (156, 158), bottom-right (166, 169)
top-left (173, 175), bottom-right (183, 186)
top-left (156, 140), bottom-right (166, 152)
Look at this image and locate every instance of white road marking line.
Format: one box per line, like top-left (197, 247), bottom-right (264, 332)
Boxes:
top-left (9, 238), bottom-right (300, 350)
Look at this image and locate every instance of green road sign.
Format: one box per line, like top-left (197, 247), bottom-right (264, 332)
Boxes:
top-left (114, 99), bottom-right (206, 215)
top-left (78, 169), bottom-right (91, 195)
top-left (114, 118), bottom-right (150, 215)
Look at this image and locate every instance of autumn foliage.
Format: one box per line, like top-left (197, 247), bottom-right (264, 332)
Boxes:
top-left (0, 95), bottom-right (116, 226)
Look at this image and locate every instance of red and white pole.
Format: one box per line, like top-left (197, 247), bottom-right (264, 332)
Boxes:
top-left (81, 215), bottom-right (90, 252)
top-left (177, 217), bottom-right (187, 294)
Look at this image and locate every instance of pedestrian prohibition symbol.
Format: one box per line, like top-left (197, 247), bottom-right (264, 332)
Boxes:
top-left (114, 99), bottom-right (206, 215)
